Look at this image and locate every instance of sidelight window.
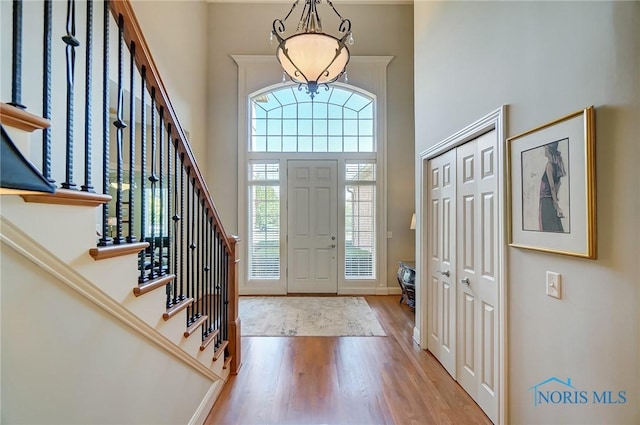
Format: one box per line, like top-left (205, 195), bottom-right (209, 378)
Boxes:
top-left (345, 163), bottom-right (376, 279)
top-left (248, 163), bottom-right (280, 279)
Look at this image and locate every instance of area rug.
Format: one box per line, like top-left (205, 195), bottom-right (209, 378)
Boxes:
top-left (239, 296), bottom-right (386, 337)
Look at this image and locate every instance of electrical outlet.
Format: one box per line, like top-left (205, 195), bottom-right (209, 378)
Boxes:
top-left (546, 271), bottom-right (561, 299)
top-left (387, 231), bottom-right (393, 239)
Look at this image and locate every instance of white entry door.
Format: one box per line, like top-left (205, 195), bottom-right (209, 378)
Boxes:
top-left (426, 130), bottom-right (499, 424)
top-left (455, 131), bottom-right (498, 423)
top-left (287, 160), bottom-right (338, 293)
top-left (426, 149), bottom-right (457, 376)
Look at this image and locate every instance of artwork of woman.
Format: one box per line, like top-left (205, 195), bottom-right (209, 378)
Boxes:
top-left (539, 141), bottom-right (567, 232)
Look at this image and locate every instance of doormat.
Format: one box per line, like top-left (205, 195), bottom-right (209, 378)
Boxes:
top-left (239, 296), bottom-right (387, 337)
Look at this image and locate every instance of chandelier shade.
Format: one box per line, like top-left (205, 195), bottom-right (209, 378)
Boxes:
top-left (272, 0), bottom-right (353, 98)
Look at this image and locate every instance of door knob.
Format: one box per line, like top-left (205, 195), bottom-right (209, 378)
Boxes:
top-left (330, 244), bottom-right (336, 248)
top-left (439, 270), bottom-right (450, 277)
top-left (331, 236), bottom-right (336, 240)
top-left (460, 277), bottom-right (470, 286)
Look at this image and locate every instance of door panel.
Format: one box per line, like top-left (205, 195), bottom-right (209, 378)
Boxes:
top-left (287, 160), bottom-right (338, 293)
top-left (427, 129), bottom-right (499, 423)
top-left (455, 130), bottom-right (498, 423)
top-left (427, 149), bottom-right (456, 377)
top-left (463, 292), bottom-right (475, 374)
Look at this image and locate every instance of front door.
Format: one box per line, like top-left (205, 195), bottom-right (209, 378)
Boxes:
top-left (287, 160), bottom-right (338, 293)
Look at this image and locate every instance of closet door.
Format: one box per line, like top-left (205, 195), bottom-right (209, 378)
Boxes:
top-left (426, 149), bottom-right (457, 377)
top-left (455, 130), bottom-right (498, 423)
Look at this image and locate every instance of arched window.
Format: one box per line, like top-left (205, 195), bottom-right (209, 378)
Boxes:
top-left (250, 85), bottom-right (375, 153)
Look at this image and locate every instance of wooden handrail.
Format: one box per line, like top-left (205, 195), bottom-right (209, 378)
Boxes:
top-left (108, 0), bottom-right (231, 253)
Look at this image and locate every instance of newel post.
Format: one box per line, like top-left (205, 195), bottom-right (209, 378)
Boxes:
top-left (227, 234), bottom-right (241, 374)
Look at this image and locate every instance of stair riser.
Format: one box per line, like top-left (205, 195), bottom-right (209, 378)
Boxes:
top-left (1, 195), bottom-right (101, 262)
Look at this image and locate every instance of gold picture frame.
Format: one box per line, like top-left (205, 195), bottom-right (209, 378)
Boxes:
top-left (507, 106), bottom-right (596, 258)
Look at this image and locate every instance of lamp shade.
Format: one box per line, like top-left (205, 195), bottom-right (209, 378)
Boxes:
top-left (410, 213), bottom-right (416, 230)
top-left (277, 33), bottom-right (350, 85)
top-left (272, 0), bottom-right (353, 98)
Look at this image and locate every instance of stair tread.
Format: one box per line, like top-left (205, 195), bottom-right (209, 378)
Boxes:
top-left (213, 340), bottom-right (229, 361)
top-left (163, 297), bottom-right (194, 321)
top-left (184, 315), bottom-right (208, 338)
top-left (90, 241), bottom-right (149, 261)
top-left (133, 274), bottom-right (175, 297)
top-left (22, 188), bottom-right (111, 207)
top-left (223, 356), bottom-right (232, 370)
top-left (200, 329), bottom-right (220, 351)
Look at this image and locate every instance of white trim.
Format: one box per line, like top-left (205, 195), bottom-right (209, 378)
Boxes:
top-left (0, 216), bottom-right (225, 384)
top-left (416, 106), bottom-right (507, 425)
top-left (188, 380), bottom-right (227, 425)
top-left (412, 326), bottom-right (420, 346)
top-left (233, 55), bottom-right (393, 296)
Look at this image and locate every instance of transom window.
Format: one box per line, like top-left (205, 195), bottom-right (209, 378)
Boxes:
top-left (250, 86), bottom-right (375, 153)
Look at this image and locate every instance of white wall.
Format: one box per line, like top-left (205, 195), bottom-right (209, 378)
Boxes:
top-left (207, 2), bottom-right (415, 287)
top-left (414, 1), bottom-right (639, 424)
top-left (0, 242), bottom-right (213, 425)
top-left (130, 0), bottom-right (209, 178)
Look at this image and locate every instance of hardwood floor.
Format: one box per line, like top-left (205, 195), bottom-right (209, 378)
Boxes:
top-left (205, 295), bottom-right (491, 425)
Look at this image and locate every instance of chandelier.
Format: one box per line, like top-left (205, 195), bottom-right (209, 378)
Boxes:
top-left (271, 0), bottom-right (353, 98)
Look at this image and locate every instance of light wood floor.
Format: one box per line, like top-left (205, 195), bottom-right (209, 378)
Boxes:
top-left (205, 295), bottom-right (491, 425)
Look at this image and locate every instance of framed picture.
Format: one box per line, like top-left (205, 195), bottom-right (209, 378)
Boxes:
top-left (507, 106), bottom-right (596, 258)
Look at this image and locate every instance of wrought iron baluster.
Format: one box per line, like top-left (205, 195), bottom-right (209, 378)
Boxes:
top-left (155, 108), bottom-right (164, 277)
top-left (98, 0), bottom-right (110, 246)
top-left (172, 141), bottom-right (180, 304)
top-left (9, 0), bottom-right (25, 109)
top-left (196, 191), bottom-right (201, 319)
top-left (126, 41), bottom-right (136, 241)
top-left (189, 179), bottom-right (197, 322)
top-left (148, 89), bottom-right (158, 275)
top-left (166, 129), bottom-right (173, 308)
top-left (42, 0), bottom-right (54, 183)
top-left (158, 109), bottom-right (165, 277)
top-left (212, 225), bottom-right (218, 335)
top-left (138, 67), bottom-right (148, 281)
top-left (205, 214), bottom-right (212, 336)
top-left (185, 168), bottom-right (192, 324)
top-left (200, 198), bottom-right (205, 320)
top-left (179, 156), bottom-right (186, 301)
top-left (113, 13), bottom-right (127, 243)
top-left (81, 0), bottom-right (94, 193)
top-left (200, 208), bottom-right (207, 341)
top-left (61, 0), bottom-right (80, 190)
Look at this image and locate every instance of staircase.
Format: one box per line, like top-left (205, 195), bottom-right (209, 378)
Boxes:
top-left (0, 1), bottom-right (240, 423)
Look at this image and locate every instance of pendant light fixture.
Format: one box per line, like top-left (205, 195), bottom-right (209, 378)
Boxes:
top-left (271, 0), bottom-right (353, 98)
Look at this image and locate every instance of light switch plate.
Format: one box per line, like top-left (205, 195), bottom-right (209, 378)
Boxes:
top-left (546, 271), bottom-right (561, 299)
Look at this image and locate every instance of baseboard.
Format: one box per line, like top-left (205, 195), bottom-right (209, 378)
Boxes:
top-left (188, 378), bottom-right (227, 425)
top-left (413, 326), bottom-right (421, 347)
top-left (241, 287), bottom-right (401, 296)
